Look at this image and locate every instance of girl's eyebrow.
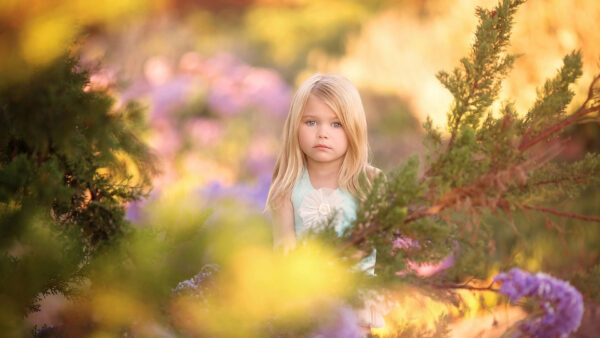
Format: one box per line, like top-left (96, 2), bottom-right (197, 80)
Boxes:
top-left (302, 114), bottom-right (340, 120)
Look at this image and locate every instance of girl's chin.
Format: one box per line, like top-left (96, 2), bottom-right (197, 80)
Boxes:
top-left (307, 155), bottom-right (343, 163)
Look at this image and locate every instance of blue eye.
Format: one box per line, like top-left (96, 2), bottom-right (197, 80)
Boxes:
top-left (332, 122), bottom-right (342, 128)
top-left (306, 121), bottom-right (316, 126)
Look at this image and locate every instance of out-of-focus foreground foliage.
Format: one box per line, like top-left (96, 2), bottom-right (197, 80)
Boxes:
top-left (0, 54), bottom-right (155, 334)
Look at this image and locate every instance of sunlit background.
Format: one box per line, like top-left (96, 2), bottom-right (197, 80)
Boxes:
top-left (2, 0), bottom-right (600, 336)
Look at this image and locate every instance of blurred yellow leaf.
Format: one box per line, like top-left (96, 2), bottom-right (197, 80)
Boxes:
top-left (91, 289), bottom-right (149, 328)
top-left (67, 0), bottom-right (147, 22)
top-left (171, 240), bottom-right (355, 336)
top-left (224, 243), bottom-right (352, 319)
top-left (19, 13), bottom-right (75, 66)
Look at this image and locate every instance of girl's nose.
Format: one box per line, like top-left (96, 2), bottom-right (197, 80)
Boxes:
top-left (317, 127), bottom-right (328, 138)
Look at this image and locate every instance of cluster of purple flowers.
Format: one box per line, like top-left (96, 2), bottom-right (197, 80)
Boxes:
top-left (393, 235), bottom-right (455, 277)
top-left (392, 235), bottom-right (420, 250)
top-left (200, 174), bottom-right (272, 209)
top-left (172, 264), bottom-right (220, 303)
top-left (309, 305), bottom-right (363, 338)
top-left (494, 268), bottom-right (584, 337)
top-left (203, 53), bottom-right (291, 117)
top-left (114, 52), bottom-right (291, 218)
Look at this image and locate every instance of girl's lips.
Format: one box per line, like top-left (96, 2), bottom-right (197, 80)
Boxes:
top-left (314, 145), bottom-right (331, 149)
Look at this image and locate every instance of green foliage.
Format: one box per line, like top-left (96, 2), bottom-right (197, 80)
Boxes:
top-left (341, 1), bottom-right (600, 332)
top-left (349, 156), bottom-right (423, 253)
top-left (522, 51), bottom-right (583, 138)
top-left (87, 207), bottom-right (212, 308)
top-left (517, 152), bottom-right (600, 204)
top-left (0, 54), bottom-right (155, 320)
top-left (573, 264), bottom-right (600, 304)
top-left (438, 0), bottom-right (524, 135)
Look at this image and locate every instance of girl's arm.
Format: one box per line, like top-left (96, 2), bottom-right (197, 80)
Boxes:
top-left (271, 193), bottom-right (296, 252)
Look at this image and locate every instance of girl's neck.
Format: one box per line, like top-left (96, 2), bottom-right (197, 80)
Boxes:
top-left (306, 160), bottom-right (341, 190)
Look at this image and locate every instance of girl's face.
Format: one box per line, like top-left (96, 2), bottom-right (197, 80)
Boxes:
top-left (298, 94), bottom-right (349, 168)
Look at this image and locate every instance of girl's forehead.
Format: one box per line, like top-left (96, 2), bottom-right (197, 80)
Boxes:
top-left (302, 95), bottom-right (340, 119)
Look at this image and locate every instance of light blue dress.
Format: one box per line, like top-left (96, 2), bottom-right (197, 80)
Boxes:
top-left (291, 168), bottom-right (376, 275)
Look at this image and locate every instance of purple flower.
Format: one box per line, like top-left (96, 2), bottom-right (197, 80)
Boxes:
top-left (244, 136), bottom-right (276, 176)
top-left (148, 76), bottom-right (191, 119)
top-left (393, 235), bottom-right (455, 277)
top-left (310, 305), bottom-right (363, 338)
top-left (494, 268), bottom-right (584, 337)
top-left (125, 189), bottom-right (160, 223)
top-left (186, 118), bottom-right (224, 147)
top-left (393, 235), bottom-right (420, 250)
top-left (199, 174), bottom-right (272, 209)
top-left (172, 264), bottom-right (220, 301)
top-left (408, 253), bottom-right (454, 277)
top-left (125, 200), bottom-right (143, 223)
top-left (204, 53), bottom-right (291, 117)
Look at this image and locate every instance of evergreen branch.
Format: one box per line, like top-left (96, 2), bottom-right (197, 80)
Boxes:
top-left (523, 205), bottom-right (600, 223)
top-left (346, 160), bottom-right (537, 250)
top-left (519, 74), bottom-right (600, 152)
top-left (505, 174), bottom-right (589, 197)
top-left (346, 183), bottom-right (493, 250)
top-left (531, 176), bottom-right (588, 186)
top-left (448, 82), bottom-right (477, 148)
top-left (523, 51), bottom-right (584, 133)
top-left (429, 1), bottom-right (525, 180)
top-left (429, 281), bottom-right (499, 293)
top-left (350, 139), bottom-right (566, 251)
top-left (343, 207), bottom-right (432, 250)
top-left (444, 0), bottom-right (524, 147)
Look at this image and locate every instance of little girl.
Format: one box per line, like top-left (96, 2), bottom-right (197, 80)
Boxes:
top-left (265, 73), bottom-right (384, 329)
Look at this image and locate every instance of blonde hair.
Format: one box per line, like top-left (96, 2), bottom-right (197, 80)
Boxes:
top-left (265, 73), bottom-right (371, 211)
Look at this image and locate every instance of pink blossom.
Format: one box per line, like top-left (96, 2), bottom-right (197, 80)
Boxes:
top-left (186, 118), bottom-right (223, 147)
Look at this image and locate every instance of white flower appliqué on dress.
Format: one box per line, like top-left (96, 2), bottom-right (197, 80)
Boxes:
top-left (298, 188), bottom-right (345, 232)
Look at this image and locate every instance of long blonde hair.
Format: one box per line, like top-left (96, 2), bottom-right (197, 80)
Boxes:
top-left (265, 73), bottom-right (371, 211)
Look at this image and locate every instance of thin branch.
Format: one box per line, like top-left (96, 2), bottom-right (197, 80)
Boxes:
top-left (342, 207), bottom-right (433, 250)
top-left (428, 281), bottom-right (499, 292)
top-left (523, 204), bottom-right (600, 223)
top-left (519, 74), bottom-right (600, 152)
top-left (345, 162), bottom-right (536, 250)
top-left (531, 176), bottom-right (587, 186)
